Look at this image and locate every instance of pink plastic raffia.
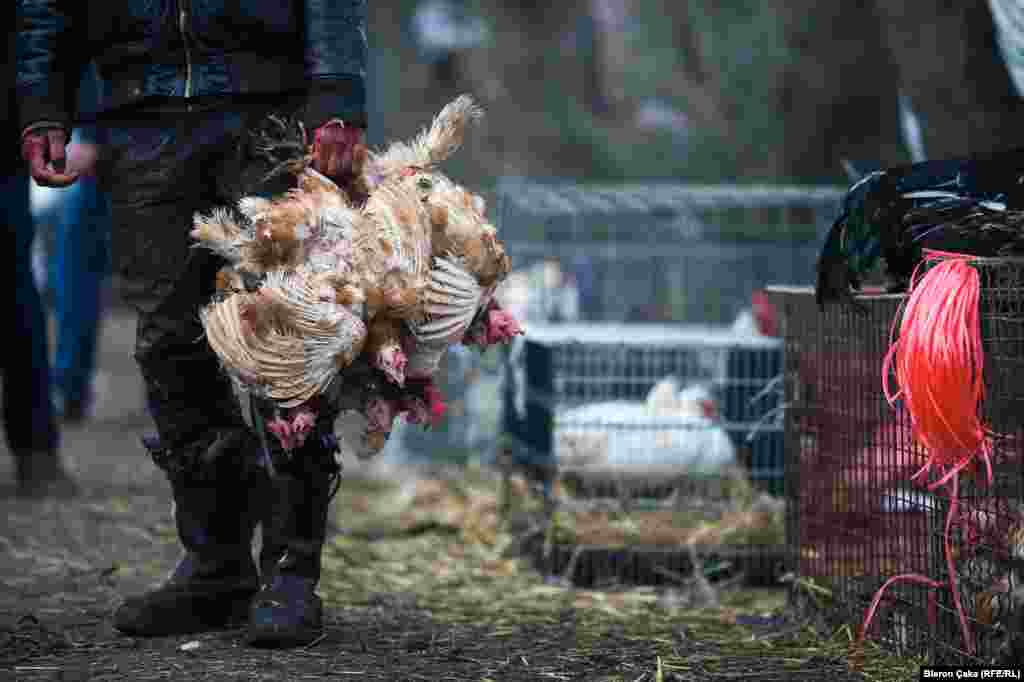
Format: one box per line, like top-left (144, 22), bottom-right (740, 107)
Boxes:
top-left (859, 250), bottom-right (995, 656)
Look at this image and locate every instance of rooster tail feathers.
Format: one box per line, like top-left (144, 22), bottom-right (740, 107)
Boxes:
top-left (249, 113), bottom-right (312, 182)
top-left (423, 94), bottom-right (484, 165)
top-left (815, 213), bottom-right (853, 308)
top-left (371, 95), bottom-right (483, 177)
top-left (251, 113), bottom-right (309, 163)
top-left (814, 171), bottom-right (893, 308)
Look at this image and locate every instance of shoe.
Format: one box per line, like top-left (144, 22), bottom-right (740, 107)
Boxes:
top-left (246, 433), bottom-right (340, 648)
top-left (113, 430), bottom-right (262, 636)
top-left (247, 574), bottom-right (324, 648)
top-left (15, 450), bottom-right (80, 499)
top-left (113, 553), bottom-right (259, 636)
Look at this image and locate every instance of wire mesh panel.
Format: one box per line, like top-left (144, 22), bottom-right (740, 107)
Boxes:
top-left (388, 180), bottom-right (843, 472)
top-left (503, 322), bottom-right (786, 587)
top-left (770, 287), bottom-right (940, 659)
top-left (923, 256), bottom-right (1024, 667)
top-left (492, 179), bottom-right (844, 325)
top-left (476, 181), bottom-right (843, 589)
top-left (504, 322), bottom-right (784, 493)
top-left (771, 272), bottom-right (1024, 666)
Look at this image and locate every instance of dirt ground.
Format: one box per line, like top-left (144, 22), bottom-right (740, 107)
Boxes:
top-left (0, 308), bottom-right (911, 681)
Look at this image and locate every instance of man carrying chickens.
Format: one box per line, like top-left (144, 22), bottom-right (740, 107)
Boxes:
top-left (17, 0), bottom-right (369, 648)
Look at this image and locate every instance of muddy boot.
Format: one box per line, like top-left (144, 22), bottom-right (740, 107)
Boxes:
top-left (246, 432), bottom-right (341, 648)
top-left (15, 449), bottom-right (80, 499)
top-left (113, 429), bottom-right (263, 636)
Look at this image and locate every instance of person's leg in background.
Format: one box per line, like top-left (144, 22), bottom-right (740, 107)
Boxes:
top-left (5, 171), bottom-right (78, 498)
top-left (49, 62), bottom-right (113, 423)
top-left (49, 127), bottom-right (111, 423)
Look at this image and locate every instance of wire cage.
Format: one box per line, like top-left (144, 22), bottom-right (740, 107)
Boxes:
top-left (501, 321), bottom-right (787, 588)
top-left (770, 259), bottom-right (1024, 666)
top-left (490, 179), bottom-right (844, 487)
top-left (925, 255), bottom-right (1024, 667)
top-left (384, 179), bottom-right (843, 473)
top-left (491, 178), bottom-right (844, 325)
top-left (502, 322), bottom-right (784, 495)
top-left (481, 180), bottom-right (845, 589)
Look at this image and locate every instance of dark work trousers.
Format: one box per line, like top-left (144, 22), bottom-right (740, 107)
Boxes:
top-left (96, 96), bottom-right (304, 477)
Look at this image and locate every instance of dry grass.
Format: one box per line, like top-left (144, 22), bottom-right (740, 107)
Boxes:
top-left (0, 464), bottom-right (923, 680)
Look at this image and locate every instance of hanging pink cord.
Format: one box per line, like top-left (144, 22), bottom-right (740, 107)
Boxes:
top-left (861, 250), bottom-right (997, 656)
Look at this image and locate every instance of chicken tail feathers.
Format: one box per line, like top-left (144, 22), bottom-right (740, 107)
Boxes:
top-left (250, 113), bottom-right (313, 185)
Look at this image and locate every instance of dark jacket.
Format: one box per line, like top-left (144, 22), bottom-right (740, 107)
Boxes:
top-left (6, 18), bottom-right (21, 176)
top-left (15, 0), bottom-right (367, 135)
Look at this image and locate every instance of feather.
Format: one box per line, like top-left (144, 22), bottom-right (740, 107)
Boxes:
top-left (197, 97), bottom-right (515, 441)
top-left (191, 207), bottom-right (246, 262)
top-left (355, 182), bottom-right (432, 318)
top-left (816, 147), bottom-right (1024, 308)
top-left (369, 94), bottom-right (483, 178)
top-left (365, 316), bottom-right (407, 386)
top-left (410, 255), bottom-right (484, 345)
top-left (423, 94), bottom-right (484, 165)
top-left (201, 296), bottom-right (261, 385)
top-left (424, 180), bottom-right (509, 287)
top-left (259, 270), bottom-right (368, 382)
top-left (297, 166), bottom-right (342, 196)
top-left (249, 113), bottom-right (312, 183)
top-left (214, 266), bottom-right (244, 295)
top-left (237, 196), bottom-right (272, 222)
top-left (202, 270), bottom-right (368, 409)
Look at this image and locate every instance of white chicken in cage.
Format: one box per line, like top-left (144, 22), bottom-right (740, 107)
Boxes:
top-left (555, 375), bottom-right (737, 474)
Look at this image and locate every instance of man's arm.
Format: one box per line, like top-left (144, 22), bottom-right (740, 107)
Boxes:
top-left (17, 0), bottom-right (85, 135)
top-left (17, 0), bottom-right (87, 186)
top-left (302, 0), bottom-right (368, 132)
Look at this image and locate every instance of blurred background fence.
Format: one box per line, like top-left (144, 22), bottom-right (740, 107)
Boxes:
top-left (382, 180), bottom-right (843, 478)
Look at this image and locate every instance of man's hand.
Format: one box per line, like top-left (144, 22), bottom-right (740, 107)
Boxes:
top-left (22, 127), bottom-right (80, 188)
top-left (311, 119), bottom-right (367, 190)
top-left (66, 141), bottom-right (100, 178)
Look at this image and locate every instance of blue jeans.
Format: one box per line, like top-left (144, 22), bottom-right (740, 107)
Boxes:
top-left (6, 173), bottom-right (59, 454)
top-left (47, 177), bottom-right (111, 407)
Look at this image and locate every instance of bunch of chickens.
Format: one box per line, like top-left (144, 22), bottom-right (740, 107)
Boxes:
top-left (190, 95), bottom-right (522, 459)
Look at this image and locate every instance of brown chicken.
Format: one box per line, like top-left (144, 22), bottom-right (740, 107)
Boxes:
top-left (192, 95), bottom-right (521, 455)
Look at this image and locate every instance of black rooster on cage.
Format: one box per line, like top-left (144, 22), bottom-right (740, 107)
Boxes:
top-left (815, 148), bottom-right (1024, 309)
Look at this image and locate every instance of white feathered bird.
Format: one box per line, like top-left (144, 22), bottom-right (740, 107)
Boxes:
top-left (555, 376), bottom-right (737, 473)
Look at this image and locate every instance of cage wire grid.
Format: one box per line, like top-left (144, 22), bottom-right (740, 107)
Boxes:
top-left (482, 180), bottom-right (847, 590)
top-left (771, 260), bottom-right (1024, 666)
top-left (490, 178), bottom-right (844, 325)
top-left (772, 288), bottom-right (939, 659)
top-left (924, 257), bottom-right (1024, 666)
top-left (504, 324), bottom-right (790, 588)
